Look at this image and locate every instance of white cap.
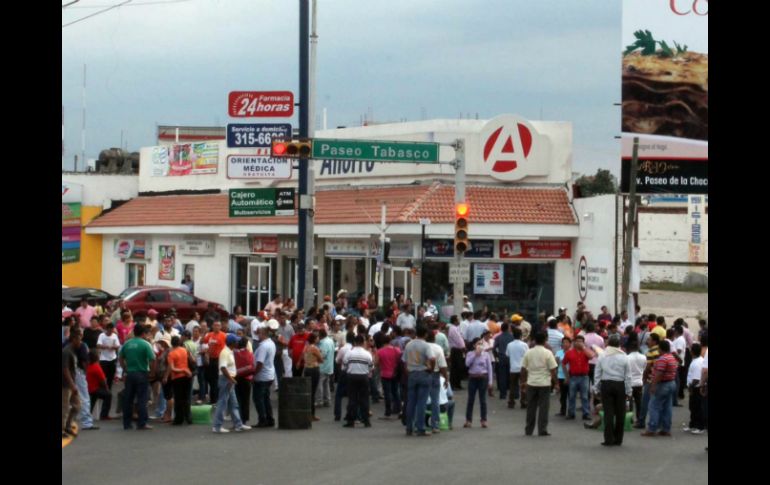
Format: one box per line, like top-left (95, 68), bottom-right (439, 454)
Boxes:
top-left (267, 319), bottom-right (279, 331)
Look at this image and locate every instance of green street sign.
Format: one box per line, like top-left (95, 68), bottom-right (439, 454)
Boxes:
top-left (311, 138), bottom-right (439, 164)
top-left (229, 188), bottom-right (295, 217)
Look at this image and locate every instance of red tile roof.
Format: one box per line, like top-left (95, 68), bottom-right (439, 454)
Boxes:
top-left (88, 183), bottom-right (577, 228)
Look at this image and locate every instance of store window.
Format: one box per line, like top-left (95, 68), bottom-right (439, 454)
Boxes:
top-left (325, 258), bottom-right (367, 306)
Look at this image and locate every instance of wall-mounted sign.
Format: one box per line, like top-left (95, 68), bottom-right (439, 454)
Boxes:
top-left (180, 239), bottom-right (215, 256)
top-left (371, 239), bottom-right (414, 259)
top-left (326, 239), bottom-right (369, 257)
top-left (474, 263), bottom-right (504, 295)
top-left (159, 245), bottom-right (176, 280)
top-left (115, 239), bottom-right (152, 260)
top-left (229, 188), bottom-right (296, 217)
top-left (252, 236), bottom-right (278, 255)
top-left (227, 123), bottom-right (292, 148)
top-left (228, 91), bottom-right (294, 118)
top-left (62, 182), bottom-right (83, 264)
top-left (499, 240), bottom-right (572, 259)
top-left (227, 153), bottom-right (292, 179)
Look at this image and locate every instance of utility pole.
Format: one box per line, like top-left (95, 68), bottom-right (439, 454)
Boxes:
top-left (81, 64), bottom-right (86, 173)
top-left (621, 137), bottom-right (640, 312)
top-left (378, 202), bottom-right (386, 308)
top-left (452, 139), bottom-right (465, 317)
top-left (298, 0), bottom-right (314, 311)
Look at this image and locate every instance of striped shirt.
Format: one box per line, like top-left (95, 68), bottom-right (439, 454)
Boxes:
top-left (343, 347), bottom-right (373, 376)
top-left (653, 353), bottom-right (678, 382)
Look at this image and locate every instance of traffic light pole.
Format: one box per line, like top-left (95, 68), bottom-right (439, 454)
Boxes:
top-left (452, 139), bottom-right (465, 318)
top-left (298, 0), bottom-right (314, 311)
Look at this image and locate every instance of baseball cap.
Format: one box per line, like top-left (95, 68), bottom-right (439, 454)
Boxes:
top-left (226, 334), bottom-right (239, 346)
top-left (547, 316), bottom-right (557, 323)
top-left (258, 311), bottom-right (268, 320)
top-left (558, 307), bottom-right (567, 312)
top-left (337, 289), bottom-right (348, 297)
top-left (511, 314), bottom-right (523, 323)
top-left (334, 314), bottom-right (346, 321)
top-left (157, 334), bottom-right (171, 346)
top-left (267, 319), bottom-right (279, 331)
top-left (147, 309), bottom-right (159, 316)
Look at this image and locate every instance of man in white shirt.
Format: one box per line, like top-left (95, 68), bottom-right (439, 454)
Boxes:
top-left (154, 314), bottom-right (180, 343)
top-left (626, 338), bottom-right (647, 426)
top-left (684, 342), bottom-right (705, 433)
top-left (620, 310), bottom-right (633, 333)
top-left (185, 312), bottom-right (201, 335)
top-left (96, 323), bottom-right (121, 392)
top-left (212, 334), bottom-right (251, 433)
top-left (671, 326), bottom-right (687, 407)
top-left (505, 327), bottom-right (530, 409)
top-left (463, 311), bottom-right (487, 345)
top-left (342, 335), bottom-right (374, 428)
top-left (426, 331), bottom-right (448, 433)
top-left (459, 312), bottom-right (472, 340)
top-left (396, 304), bottom-right (416, 331)
top-left (463, 296), bottom-right (474, 313)
top-left (253, 327), bottom-right (277, 428)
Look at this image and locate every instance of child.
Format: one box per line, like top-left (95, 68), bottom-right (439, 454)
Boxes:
top-left (555, 337), bottom-right (571, 416)
top-left (86, 349), bottom-right (112, 421)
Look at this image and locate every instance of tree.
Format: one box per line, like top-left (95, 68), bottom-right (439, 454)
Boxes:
top-left (574, 169), bottom-right (618, 197)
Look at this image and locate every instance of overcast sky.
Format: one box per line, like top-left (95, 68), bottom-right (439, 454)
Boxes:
top-left (62, 0), bottom-right (622, 175)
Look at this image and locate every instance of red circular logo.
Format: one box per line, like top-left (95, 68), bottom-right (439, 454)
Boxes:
top-left (483, 123), bottom-right (533, 173)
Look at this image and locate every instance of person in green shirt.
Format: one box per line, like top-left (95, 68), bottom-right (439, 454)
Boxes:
top-left (119, 325), bottom-right (155, 430)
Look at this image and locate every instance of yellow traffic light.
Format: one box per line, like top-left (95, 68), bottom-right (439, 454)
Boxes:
top-left (455, 202), bottom-right (469, 254)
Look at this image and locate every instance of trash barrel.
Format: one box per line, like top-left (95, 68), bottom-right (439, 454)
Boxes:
top-left (279, 377), bottom-right (312, 430)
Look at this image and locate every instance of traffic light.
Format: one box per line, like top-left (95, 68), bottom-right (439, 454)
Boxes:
top-left (271, 139), bottom-right (312, 158)
top-left (454, 202), bottom-right (469, 254)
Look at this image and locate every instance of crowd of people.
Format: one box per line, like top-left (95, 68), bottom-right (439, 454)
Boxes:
top-left (62, 292), bottom-right (709, 449)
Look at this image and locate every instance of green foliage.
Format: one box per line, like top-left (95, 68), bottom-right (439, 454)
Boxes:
top-left (624, 30), bottom-right (688, 58)
top-left (574, 169), bottom-right (618, 197)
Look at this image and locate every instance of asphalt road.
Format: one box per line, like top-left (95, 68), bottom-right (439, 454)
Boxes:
top-left (62, 384), bottom-right (708, 485)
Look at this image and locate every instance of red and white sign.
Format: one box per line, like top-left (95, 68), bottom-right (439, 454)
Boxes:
top-left (229, 91), bottom-right (294, 118)
top-left (252, 236), bottom-right (278, 254)
top-left (499, 240), bottom-right (572, 259)
top-left (479, 115), bottom-right (549, 181)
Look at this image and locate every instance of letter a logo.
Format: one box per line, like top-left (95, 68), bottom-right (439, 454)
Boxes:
top-left (479, 115), bottom-right (546, 182)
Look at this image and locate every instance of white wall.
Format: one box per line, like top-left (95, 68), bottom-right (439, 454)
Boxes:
top-left (573, 195), bottom-right (619, 314)
top-left (638, 211), bottom-right (709, 283)
top-left (62, 174), bottom-right (139, 206)
top-left (100, 235), bottom-right (233, 307)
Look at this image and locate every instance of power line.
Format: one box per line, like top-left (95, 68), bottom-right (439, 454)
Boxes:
top-left (66, 0), bottom-right (191, 7)
top-left (62, 0), bottom-right (81, 8)
top-left (62, 0), bottom-right (132, 28)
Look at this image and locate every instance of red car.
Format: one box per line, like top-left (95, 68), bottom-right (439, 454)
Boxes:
top-left (109, 286), bottom-right (228, 323)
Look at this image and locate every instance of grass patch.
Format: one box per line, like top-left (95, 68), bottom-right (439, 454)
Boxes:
top-left (640, 281), bottom-right (708, 293)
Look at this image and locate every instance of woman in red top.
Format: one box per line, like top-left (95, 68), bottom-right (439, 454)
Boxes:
top-left (233, 337), bottom-right (256, 425)
top-left (115, 311), bottom-right (135, 345)
top-left (167, 335), bottom-right (194, 425)
top-left (85, 349), bottom-right (112, 420)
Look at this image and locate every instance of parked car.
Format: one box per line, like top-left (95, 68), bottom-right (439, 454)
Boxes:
top-left (109, 286), bottom-right (228, 323)
top-left (62, 287), bottom-right (117, 309)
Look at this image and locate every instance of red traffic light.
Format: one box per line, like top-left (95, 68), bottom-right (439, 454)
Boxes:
top-left (456, 203), bottom-right (469, 217)
top-left (272, 141), bottom-right (288, 156)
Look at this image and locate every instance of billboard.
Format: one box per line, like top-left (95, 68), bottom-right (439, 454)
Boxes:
top-left (621, 0), bottom-right (708, 194)
top-left (62, 182), bottom-right (83, 264)
top-left (151, 142), bottom-right (219, 176)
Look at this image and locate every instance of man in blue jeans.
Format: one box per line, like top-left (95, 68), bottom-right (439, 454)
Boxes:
top-left (119, 325), bottom-right (156, 430)
top-left (253, 326), bottom-right (277, 427)
top-left (403, 326), bottom-right (436, 436)
top-left (635, 334), bottom-right (661, 429)
top-left (642, 340), bottom-right (678, 437)
top-left (561, 335), bottom-right (594, 420)
top-left (213, 334), bottom-right (251, 433)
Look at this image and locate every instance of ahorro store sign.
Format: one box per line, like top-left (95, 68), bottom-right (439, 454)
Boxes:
top-left (499, 240), bottom-right (572, 259)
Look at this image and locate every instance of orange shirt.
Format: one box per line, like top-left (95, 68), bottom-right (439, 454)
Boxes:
top-left (558, 322), bottom-right (574, 340)
top-left (168, 347), bottom-right (190, 380)
top-left (203, 331), bottom-right (227, 359)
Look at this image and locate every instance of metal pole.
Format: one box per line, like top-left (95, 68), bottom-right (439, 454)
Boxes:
top-left (81, 64), bottom-right (86, 172)
top-left (298, 0), bottom-right (313, 311)
top-left (420, 222), bottom-right (426, 308)
top-left (453, 139), bottom-right (465, 318)
top-left (621, 137), bottom-right (640, 312)
top-left (378, 202), bottom-right (386, 309)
